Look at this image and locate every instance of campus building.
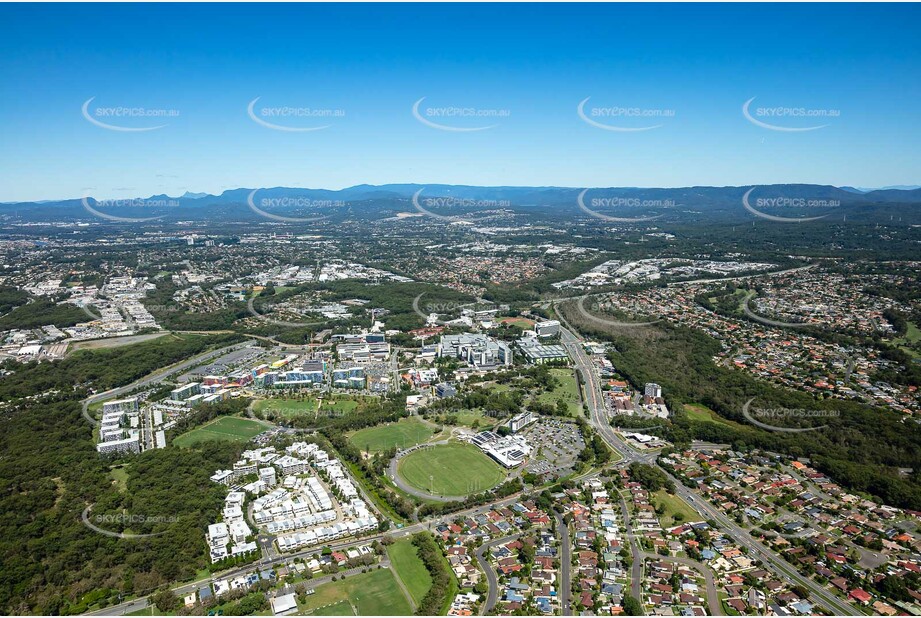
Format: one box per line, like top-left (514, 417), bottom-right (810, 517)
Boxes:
top-left (517, 337), bottom-right (569, 364)
top-left (470, 431), bottom-right (532, 468)
top-left (535, 320), bottom-right (561, 338)
top-left (438, 333), bottom-right (513, 368)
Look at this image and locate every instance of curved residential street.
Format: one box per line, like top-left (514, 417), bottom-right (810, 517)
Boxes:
top-left (638, 552), bottom-right (724, 616)
top-left (474, 533), bottom-right (522, 615)
top-left (618, 497), bottom-right (643, 601)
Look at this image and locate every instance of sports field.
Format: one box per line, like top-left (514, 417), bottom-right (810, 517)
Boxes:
top-left (387, 539), bottom-right (433, 605)
top-left (298, 567), bottom-right (411, 615)
top-left (500, 316), bottom-right (535, 329)
top-left (173, 416), bottom-right (269, 447)
top-left (398, 442), bottom-right (505, 496)
top-left (350, 418), bottom-right (434, 453)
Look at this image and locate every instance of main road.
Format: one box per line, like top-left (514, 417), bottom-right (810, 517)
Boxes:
top-left (85, 488), bottom-right (540, 616)
top-left (81, 340), bottom-right (258, 426)
top-left (556, 317), bottom-right (854, 616)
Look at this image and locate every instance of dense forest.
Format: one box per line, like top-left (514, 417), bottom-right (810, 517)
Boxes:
top-left (0, 297), bottom-right (87, 330)
top-left (0, 335), bottom-right (246, 614)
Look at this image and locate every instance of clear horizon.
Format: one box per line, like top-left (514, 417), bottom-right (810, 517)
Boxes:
top-left (1, 3), bottom-right (919, 202)
top-left (7, 181), bottom-right (921, 205)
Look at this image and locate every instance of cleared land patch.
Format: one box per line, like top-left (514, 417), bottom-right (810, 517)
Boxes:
top-left (535, 367), bottom-right (582, 415)
top-left (653, 489), bottom-right (700, 527)
top-left (684, 403), bottom-right (743, 429)
top-left (173, 416), bottom-right (269, 447)
top-left (253, 395), bottom-right (362, 419)
top-left (350, 417), bottom-right (434, 453)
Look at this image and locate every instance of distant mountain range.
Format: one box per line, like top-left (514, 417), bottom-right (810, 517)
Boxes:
top-left (2, 183), bottom-right (920, 225)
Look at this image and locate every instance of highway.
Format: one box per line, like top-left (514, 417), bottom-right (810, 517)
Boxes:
top-left (556, 317), bottom-right (855, 616)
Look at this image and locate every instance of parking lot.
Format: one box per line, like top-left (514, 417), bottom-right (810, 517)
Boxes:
top-left (523, 418), bottom-right (585, 480)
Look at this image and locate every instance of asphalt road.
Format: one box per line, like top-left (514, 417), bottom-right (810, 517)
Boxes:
top-left (554, 511), bottom-right (572, 616)
top-left (618, 497), bottom-right (643, 601)
top-left (474, 533), bottom-right (522, 615)
top-left (87, 493), bottom-right (529, 616)
top-left (556, 319), bottom-right (855, 616)
top-left (81, 340), bottom-right (257, 425)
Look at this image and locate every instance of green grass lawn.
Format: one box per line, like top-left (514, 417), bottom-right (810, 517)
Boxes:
top-left (447, 408), bottom-right (488, 428)
top-left (298, 568), bottom-right (411, 615)
top-left (387, 539), bottom-right (433, 605)
top-left (683, 403), bottom-right (743, 429)
top-left (535, 368), bottom-right (582, 415)
top-left (253, 395), bottom-right (363, 419)
top-left (653, 489), bottom-right (700, 527)
top-left (321, 398), bottom-right (361, 414)
top-left (350, 418), bottom-right (434, 453)
top-left (891, 321), bottom-right (921, 359)
top-left (109, 464), bottom-right (130, 492)
top-left (253, 396), bottom-right (319, 416)
top-left (173, 416), bottom-right (270, 448)
top-left (398, 442), bottom-right (505, 496)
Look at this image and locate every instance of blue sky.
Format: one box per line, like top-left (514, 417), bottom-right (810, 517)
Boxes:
top-left (1, 3), bottom-right (919, 202)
